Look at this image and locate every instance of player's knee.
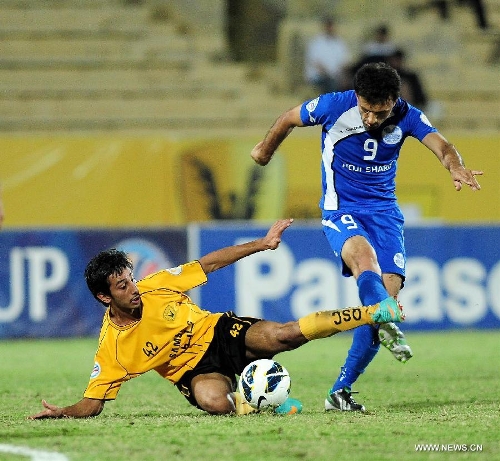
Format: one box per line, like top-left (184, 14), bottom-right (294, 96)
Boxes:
top-left (196, 389), bottom-right (234, 415)
top-left (191, 373), bottom-right (235, 415)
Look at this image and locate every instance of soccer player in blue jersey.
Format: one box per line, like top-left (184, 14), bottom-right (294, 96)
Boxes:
top-left (251, 62), bottom-right (482, 412)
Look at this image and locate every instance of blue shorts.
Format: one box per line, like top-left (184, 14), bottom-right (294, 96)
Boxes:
top-left (321, 208), bottom-right (406, 278)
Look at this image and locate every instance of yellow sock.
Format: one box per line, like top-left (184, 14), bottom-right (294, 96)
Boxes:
top-left (298, 305), bottom-right (378, 340)
top-left (232, 392), bottom-right (257, 415)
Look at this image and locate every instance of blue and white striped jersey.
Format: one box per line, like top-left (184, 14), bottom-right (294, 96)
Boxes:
top-left (299, 90), bottom-right (437, 211)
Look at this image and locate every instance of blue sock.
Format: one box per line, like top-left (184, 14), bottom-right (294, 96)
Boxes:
top-left (357, 270), bottom-right (389, 306)
top-left (333, 325), bottom-right (379, 391)
top-left (332, 271), bottom-right (388, 392)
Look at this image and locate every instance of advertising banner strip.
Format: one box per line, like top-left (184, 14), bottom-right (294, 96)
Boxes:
top-left (195, 223), bottom-right (500, 330)
top-left (0, 229), bottom-right (187, 339)
top-left (1, 223), bottom-right (499, 338)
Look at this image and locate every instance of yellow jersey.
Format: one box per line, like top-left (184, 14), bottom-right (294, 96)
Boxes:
top-left (84, 261), bottom-right (223, 400)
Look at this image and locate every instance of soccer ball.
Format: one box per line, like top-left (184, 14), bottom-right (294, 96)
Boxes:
top-left (238, 359), bottom-right (291, 409)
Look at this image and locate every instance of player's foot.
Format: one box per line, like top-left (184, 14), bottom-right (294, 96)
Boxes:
top-left (325, 388), bottom-right (366, 412)
top-left (370, 297), bottom-right (405, 323)
top-left (378, 322), bottom-right (413, 363)
top-left (233, 391), bottom-right (257, 415)
top-left (274, 397), bottom-right (302, 415)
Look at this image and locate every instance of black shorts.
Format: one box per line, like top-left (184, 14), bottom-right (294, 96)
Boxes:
top-left (175, 311), bottom-right (261, 408)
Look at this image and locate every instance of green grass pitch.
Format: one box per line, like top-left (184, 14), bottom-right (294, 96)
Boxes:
top-left (1, 330), bottom-right (499, 461)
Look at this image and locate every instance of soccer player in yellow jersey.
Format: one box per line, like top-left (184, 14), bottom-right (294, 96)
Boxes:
top-left (29, 218), bottom-right (404, 419)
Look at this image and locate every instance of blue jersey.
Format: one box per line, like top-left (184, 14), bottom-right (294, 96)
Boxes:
top-left (300, 90), bottom-right (437, 211)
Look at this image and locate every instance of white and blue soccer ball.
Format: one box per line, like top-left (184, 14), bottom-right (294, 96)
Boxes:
top-left (238, 359), bottom-right (291, 409)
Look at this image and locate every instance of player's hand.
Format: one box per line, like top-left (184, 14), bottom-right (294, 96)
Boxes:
top-left (28, 400), bottom-right (64, 420)
top-left (451, 167), bottom-right (483, 191)
top-left (263, 219), bottom-right (293, 250)
top-left (251, 141), bottom-right (272, 166)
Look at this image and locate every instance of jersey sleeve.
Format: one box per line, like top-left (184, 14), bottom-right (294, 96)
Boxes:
top-left (300, 91), bottom-right (353, 128)
top-left (300, 96), bottom-right (321, 126)
top-left (138, 261), bottom-right (207, 293)
top-left (83, 349), bottom-right (128, 400)
top-left (300, 95), bottom-right (329, 127)
top-left (405, 104), bottom-right (437, 141)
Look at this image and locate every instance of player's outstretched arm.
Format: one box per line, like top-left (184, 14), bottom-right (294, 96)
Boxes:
top-left (199, 218), bottom-right (293, 274)
top-left (251, 105), bottom-right (304, 166)
top-left (28, 397), bottom-right (105, 420)
top-left (422, 132), bottom-right (483, 191)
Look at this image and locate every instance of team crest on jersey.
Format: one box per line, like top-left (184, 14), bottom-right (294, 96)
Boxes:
top-left (382, 125), bottom-right (403, 145)
top-left (163, 304), bottom-right (179, 322)
top-left (90, 362), bottom-right (101, 379)
top-left (420, 113), bottom-right (432, 127)
top-left (393, 252), bottom-right (405, 269)
top-left (166, 265), bottom-right (182, 275)
top-left (306, 97), bottom-right (319, 113)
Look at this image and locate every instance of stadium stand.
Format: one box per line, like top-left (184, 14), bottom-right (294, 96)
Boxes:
top-left (278, 0), bottom-right (500, 131)
top-left (0, 0), bottom-right (498, 134)
top-left (0, 0), bottom-right (295, 135)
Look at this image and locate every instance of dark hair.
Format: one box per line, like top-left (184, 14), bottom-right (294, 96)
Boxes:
top-left (391, 48), bottom-right (406, 60)
top-left (85, 249), bottom-right (133, 305)
top-left (323, 15), bottom-right (335, 26)
top-left (353, 62), bottom-right (401, 105)
top-left (375, 24), bottom-right (389, 36)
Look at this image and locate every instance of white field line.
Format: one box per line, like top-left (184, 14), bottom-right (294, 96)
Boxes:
top-left (0, 444), bottom-right (69, 460)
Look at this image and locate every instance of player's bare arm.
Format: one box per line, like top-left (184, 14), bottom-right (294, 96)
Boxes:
top-left (28, 397), bottom-right (104, 420)
top-left (199, 219), bottom-right (293, 274)
top-left (422, 132), bottom-right (483, 191)
top-left (251, 105), bottom-right (304, 166)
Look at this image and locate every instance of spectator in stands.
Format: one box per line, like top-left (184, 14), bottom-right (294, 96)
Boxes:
top-left (407, 0), bottom-right (489, 29)
top-left (361, 24), bottom-right (397, 63)
top-left (386, 48), bottom-right (428, 111)
top-left (304, 16), bottom-right (352, 94)
top-left (345, 24), bottom-right (397, 84)
top-left (407, 0), bottom-right (450, 20)
top-left (457, 0), bottom-right (489, 29)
